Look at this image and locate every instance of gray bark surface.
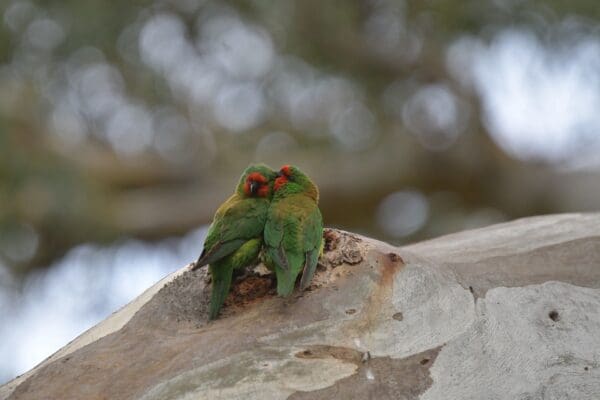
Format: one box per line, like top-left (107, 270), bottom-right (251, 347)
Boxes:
top-left (2, 213), bottom-right (600, 399)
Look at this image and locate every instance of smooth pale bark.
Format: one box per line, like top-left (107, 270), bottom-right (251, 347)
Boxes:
top-left (2, 213), bottom-right (600, 400)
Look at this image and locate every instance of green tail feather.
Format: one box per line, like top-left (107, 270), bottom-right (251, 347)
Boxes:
top-left (299, 249), bottom-right (319, 290)
top-left (272, 250), bottom-right (305, 297)
top-left (209, 264), bottom-right (233, 320)
top-left (275, 266), bottom-right (295, 297)
top-left (266, 247), bottom-right (294, 296)
top-left (208, 238), bottom-right (262, 320)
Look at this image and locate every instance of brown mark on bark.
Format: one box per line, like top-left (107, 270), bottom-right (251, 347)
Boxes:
top-left (351, 250), bottom-right (405, 335)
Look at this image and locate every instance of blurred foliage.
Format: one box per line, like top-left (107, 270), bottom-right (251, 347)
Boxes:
top-left (1, 0), bottom-right (600, 273)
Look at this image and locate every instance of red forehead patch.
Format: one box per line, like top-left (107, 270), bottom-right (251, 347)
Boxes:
top-left (247, 172), bottom-right (267, 183)
top-left (274, 175), bottom-right (288, 191)
top-left (280, 165), bottom-right (291, 177)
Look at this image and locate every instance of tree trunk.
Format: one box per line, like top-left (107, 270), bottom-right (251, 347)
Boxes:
top-left (2, 213), bottom-right (600, 399)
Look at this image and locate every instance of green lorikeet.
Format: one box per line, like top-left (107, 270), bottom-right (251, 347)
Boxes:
top-left (192, 164), bottom-right (277, 319)
top-left (264, 165), bottom-right (324, 296)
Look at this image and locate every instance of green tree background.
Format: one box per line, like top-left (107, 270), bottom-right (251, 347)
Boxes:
top-left (1, 0), bottom-right (600, 381)
top-left (2, 0), bottom-right (599, 274)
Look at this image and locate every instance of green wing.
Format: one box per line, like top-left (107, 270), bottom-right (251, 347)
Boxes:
top-left (194, 195), bottom-right (269, 269)
top-left (264, 203), bottom-right (284, 250)
top-left (299, 206), bottom-right (323, 290)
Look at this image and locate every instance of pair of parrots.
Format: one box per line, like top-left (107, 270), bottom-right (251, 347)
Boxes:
top-left (192, 164), bottom-right (323, 320)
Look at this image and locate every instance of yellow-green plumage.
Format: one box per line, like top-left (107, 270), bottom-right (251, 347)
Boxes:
top-left (193, 164), bottom-right (276, 319)
top-left (208, 238), bottom-right (261, 320)
top-left (264, 165), bottom-right (323, 296)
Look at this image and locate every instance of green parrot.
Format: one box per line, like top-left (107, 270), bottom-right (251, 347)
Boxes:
top-left (192, 164), bottom-right (277, 319)
top-left (264, 165), bottom-right (324, 296)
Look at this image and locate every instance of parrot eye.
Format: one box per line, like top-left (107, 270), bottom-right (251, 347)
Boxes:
top-left (249, 180), bottom-right (260, 195)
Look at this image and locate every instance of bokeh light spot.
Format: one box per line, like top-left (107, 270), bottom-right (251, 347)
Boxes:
top-left (376, 190), bottom-right (429, 238)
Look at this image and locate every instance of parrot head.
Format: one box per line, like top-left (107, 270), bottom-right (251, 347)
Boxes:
top-left (274, 165), bottom-right (319, 201)
top-left (237, 164), bottom-right (277, 198)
